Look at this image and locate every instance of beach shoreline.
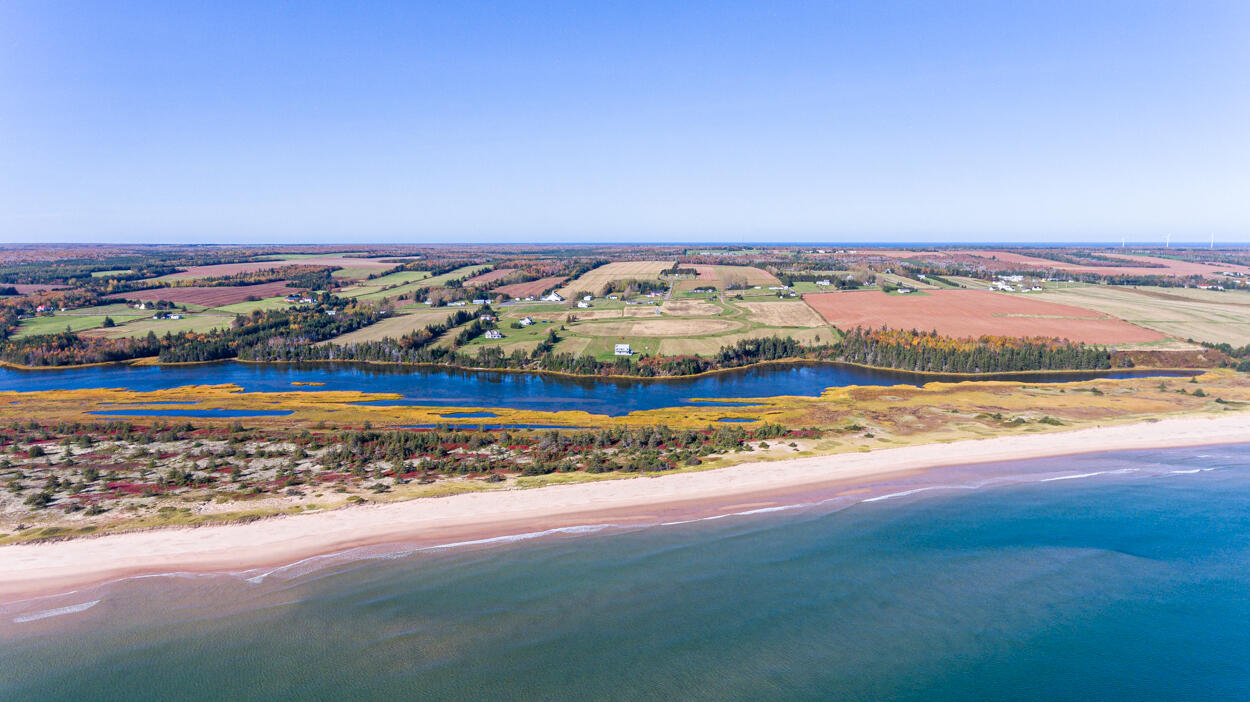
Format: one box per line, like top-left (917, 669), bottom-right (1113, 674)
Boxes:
top-left (2, 413), bottom-right (1247, 604)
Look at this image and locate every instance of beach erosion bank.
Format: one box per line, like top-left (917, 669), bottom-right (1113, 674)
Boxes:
top-left (1, 412), bottom-right (1248, 602)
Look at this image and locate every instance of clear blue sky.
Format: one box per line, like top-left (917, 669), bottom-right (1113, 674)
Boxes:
top-left (1, 1), bottom-right (1247, 244)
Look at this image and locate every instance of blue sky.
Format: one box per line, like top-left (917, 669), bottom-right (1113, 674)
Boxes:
top-left (1, 1), bottom-right (1247, 244)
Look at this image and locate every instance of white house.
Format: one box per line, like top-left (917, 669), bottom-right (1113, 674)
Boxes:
top-left (542, 292), bottom-right (564, 302)
top-left (484, 329), bottom-right (503, 339)
top-left (520, 317), bottom-right (534, 326)
top-left (614, 343), bottom-right (632, 356)
top-left (582, 295), bottom-right (593, 301)
top-left (576, 301), bottom-right (590, 308)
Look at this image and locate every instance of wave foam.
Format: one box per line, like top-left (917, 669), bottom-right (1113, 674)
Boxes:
top-left (13, 599), bottom-right (99, 623)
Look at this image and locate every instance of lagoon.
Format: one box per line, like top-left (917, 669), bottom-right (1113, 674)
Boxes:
top-left (0, 361), bottom-right (1193, 416)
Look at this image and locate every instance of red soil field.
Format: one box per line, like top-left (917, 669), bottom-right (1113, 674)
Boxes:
top-left (834, 249), bottom-right (1250, 278)
top-left (959, 251), bottom-right (1250, 278)
top-left (494, 276), bottom-right (568, 298)
top-left (127, 281), bottom-right (296, 306)
top-left (804, 290), bottom-right (1167, 344)
top-left (164, 256), bottom-right (399, 279)
top-left (463, 268), bottom-right (516, 286)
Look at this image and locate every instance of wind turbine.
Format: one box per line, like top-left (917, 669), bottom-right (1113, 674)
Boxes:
top-left (1165, 234), bottom-right (1171, 248)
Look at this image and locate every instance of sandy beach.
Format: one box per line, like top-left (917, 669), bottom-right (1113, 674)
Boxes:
top-left (2, 413), bottom-right (1247, 602)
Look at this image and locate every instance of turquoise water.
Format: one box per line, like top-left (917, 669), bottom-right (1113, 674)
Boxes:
top-left (3, 444), bottom-right (1249, 700)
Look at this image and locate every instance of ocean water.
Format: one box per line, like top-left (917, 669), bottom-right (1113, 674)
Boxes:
top-left (3, 444), bottom-right (1249, 700)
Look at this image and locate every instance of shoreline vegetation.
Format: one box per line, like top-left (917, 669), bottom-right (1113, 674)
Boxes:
top-left (0, 354), bottom-right (1205, 382)
top-left (1, 412), bottom-right (1247, 603)
top-left (0, 369), bottom-right (1247, 545)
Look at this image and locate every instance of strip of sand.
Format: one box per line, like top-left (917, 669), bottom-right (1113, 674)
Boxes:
top-left (1, 413), bottom-right (1247, 602)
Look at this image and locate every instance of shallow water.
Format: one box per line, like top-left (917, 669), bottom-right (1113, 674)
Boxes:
top-left (3, 444), bottom-right (1247, 700)
top-left (0, 361), bottom-right (1192, 415)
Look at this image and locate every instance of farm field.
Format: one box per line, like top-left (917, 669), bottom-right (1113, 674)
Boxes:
top-left (804, 289), bottom-right (1168, 345)
top-left (337, 270), bottom-right (438, 301)
top-left (657, 326), bottom-right (837, 356)
top-left (210, 296), bottom-right (301, 314)
top-left (126, 281), bottom-right (296, 307)
top-left (495, 276), bottom-right (568, 299)
top-left (875, 272), bottom-right (937, 289)
top-left (461, 294), bottom-right (839, 362)
top-left (422, 265), bottom-right (492, 288)
top-left (674, 264), bottom-right (779, 292)
top-left (90, 313), bottom-right (235, 338)
top-left (14, 315), bottom-right (120, 338)
top-left (1028, 285), bottom-right (1250, 346)
top-left (158, 255), bottom-right (399, 280)
top-left (960, 250), bottom-right (1250, 278)
top-left (738, 300), bottom-right (826, 327)
top-left (463, 268), bottom-right (516, 286)
top-left (319, 308), bottom-right (464, 345)
top-left (555, 261), bottom-right (674, 298)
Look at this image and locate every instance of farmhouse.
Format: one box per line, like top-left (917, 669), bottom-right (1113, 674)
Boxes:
top-left (577, 301), bottom-right (590, 308)
top-left (520, 317), bottom-right (534, 326)
top-left (542, 292), bottom-right (564, 302)
top-left (614, 343), bottom-right (632, 356)
top-left (484, 330), bottom-right (503, 339)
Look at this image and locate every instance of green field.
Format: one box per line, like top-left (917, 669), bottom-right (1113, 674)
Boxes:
top-left (14, 315), bottom-right (118, 338)
top-left (339, 265), bottom-right (486, 301)
top-left (211, 297), bottom-right (299, 314)
top-left (422, 265), bottom-right (491, 287)
top-left (454, 295), bottom-right (839, 361)
top-left (101, 314), bottom-right (234, 338)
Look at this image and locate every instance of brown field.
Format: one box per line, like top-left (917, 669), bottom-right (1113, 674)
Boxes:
top-left (692, 264), bottom-right (779, 286)
top-left (555, 261), bottom-right (675, 297)
top-left (960, 251), bottom-right (1250, 278)
top-left (576, 318), bottom-right (739, 337)
top-left (1029, 285), bottom-right (1250, 346)
top-left (738, 301), bottom-right (826, 327)
top-left (494, 276), bottom-right (567, 298)
top-left (566, 307), bottom-right (660, 321)
top-left (658, 299), bottom-right (722, 316)
top-left (162, 256), bottom-right (399, 280)
top-left (804, 289), bottom-right (1168, 344)
top-left (658, 327), bottom-right (837, 355)
top-left (463, 268), bottom-right (516, 286)
top-left (127, 281), bottom-right (295, 306)
top-left (320, 308), bottom-right (461, 344)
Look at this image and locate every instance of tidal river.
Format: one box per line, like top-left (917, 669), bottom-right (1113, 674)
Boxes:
top-left (0, 361), bottom-right (1190, 416)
